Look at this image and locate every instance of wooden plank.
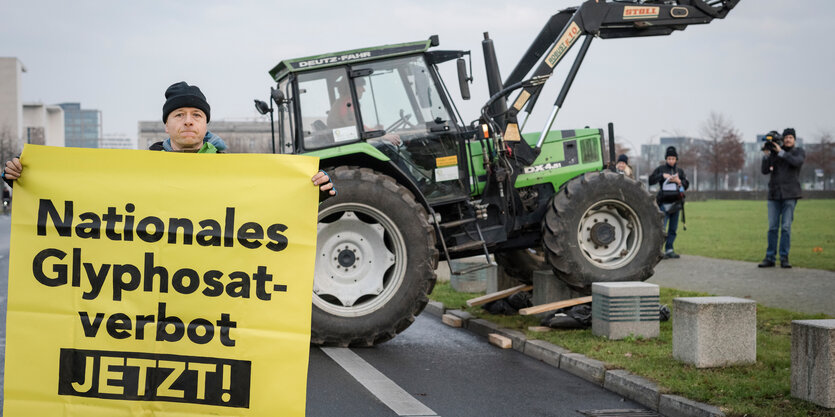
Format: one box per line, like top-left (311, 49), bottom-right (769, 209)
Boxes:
top-left (488, 333), bottom-right (512, 349)
top-left (441, 314), bottom-right (463, 328)
top-left (465, 284), bottom-right (533, 307)
top-left (518, 296), bottom-right (593, 316)
top-left (527, 326), bottom-right (552, 333)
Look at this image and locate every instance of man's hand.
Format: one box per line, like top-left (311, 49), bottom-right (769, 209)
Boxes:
top-left (772, 143), bottom-right (783, 153)
top-left (384, 133), bottom-right (402, 146)
top-left (3, 157), bottom-right (22, 180)
top-left (312, 171), bottom-right (336, 196)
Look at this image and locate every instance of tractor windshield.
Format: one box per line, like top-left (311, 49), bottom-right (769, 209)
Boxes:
top-left (353, 56), bottom-right (468, 201)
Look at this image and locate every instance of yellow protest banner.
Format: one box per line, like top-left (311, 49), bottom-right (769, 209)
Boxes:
top-left (3, 145), bottom-right (319, 417)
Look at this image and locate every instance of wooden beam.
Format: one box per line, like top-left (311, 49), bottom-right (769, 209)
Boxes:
top-left (488, 333), bottom-right (512, 349)
top-left (465, 284), bottom-right (533, 307)
top-left (518, 296), bottom-right (593, 316)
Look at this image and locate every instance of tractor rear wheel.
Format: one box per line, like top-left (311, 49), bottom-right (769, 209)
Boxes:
top-left (311, 167), bottom-right (437, 346)
top-left (542, 171), bottom-right (663, 293)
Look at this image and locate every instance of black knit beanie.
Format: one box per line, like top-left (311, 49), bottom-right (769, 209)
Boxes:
top-left (162, 82), bottom-right (211, 123)
top-left (617, 154), bottom-right (628, 164)
top-left (782, 128), bottom-right (796, 138)
top-left (665, 146), bottom-right (678, 158)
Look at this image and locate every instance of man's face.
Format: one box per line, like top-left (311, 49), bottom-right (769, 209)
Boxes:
top-left (616, 161), bottom-right (627, 171)
top-left (165, 107), bottom-right (207, 151)
top-left (666, 156), bottom-right (677, 166)
top-left (783, 134), bottom-right (795, 148)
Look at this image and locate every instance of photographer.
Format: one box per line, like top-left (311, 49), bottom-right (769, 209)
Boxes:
top-left (758, 128), bottom-right (805, 268)
top-left (649, 146), bottom-right (689, 259)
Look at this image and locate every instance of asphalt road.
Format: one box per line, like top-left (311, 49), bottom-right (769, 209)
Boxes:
top-left (0, 214), bottom-right (646, 416)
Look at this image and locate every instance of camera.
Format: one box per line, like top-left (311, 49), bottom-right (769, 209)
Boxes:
top-left (761, 130), bottom-right (783, 154)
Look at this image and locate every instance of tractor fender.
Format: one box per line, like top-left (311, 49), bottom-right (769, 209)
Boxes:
top-left (317, 150), bottom-right (434, 215)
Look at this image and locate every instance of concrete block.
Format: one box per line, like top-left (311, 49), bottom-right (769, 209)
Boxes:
top-left (487, 265), bottom-right (518, 294)
top-left (673, 297), bottom-right (757, 368)
top-left (603, 369), bottom-right (660, 410)
top-left (435, 261), bottom-right (451, 283)
top-left (467, 318), bottom-right (501, 338)
top-left (559, 353), bottom-right (605, 385)
top-left (791, 319), bottom-right (835, 408)
top-left (441, 313), bottom-right (463, 328)
top-left (450, 274), bottom-right (486, 293)
top-left (592, 282), bottom-right (660, 340)
top-left (523, 339), bottom-right (569, 368)
top-left (659, 394), bottom-right (725, 417)
top-left (449, 258), bottom-right (495, 293)
top-left (423, 300), bottom-right (445, 317)
top-left (488, 333), bottom-right (512, 349)
top-left (532, 270), bottom-right (583, 306)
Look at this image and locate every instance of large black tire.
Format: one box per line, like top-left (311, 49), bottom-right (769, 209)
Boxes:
top-left (494, 248), bottom-right (547, 284)
top-left (542, 171), bottom-right (664, 293)
top-left (311, 167), bottom-right (438, 347)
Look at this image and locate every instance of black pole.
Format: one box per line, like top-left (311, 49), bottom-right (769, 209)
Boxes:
top-left (553, 35), bottom-right (593, 109)
top-left (608, 122), bottom-right (616, 171)
top-left (269, 103), bottom-right (276, 154)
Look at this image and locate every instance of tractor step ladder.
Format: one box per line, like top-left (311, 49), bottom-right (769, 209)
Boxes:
top-left (439, 217), bottom-right (475, 229)
top-left (430, 204), bottom-right (495, 277)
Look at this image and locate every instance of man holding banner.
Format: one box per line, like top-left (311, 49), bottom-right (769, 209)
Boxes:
top-left (2, 81), bottom-right (332, 416)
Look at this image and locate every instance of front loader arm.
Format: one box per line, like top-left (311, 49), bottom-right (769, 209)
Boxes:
top-left (492, 0), bottom-right (739, 163)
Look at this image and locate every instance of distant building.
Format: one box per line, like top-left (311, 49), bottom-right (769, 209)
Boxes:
top-left (58, 102), bottom-right (101, 148)
top-left (0, 57), bottom-right (26, 150)
top-left (99, 134), bottom-right (135, 150)
top-left (138, 119), bottom-right (274, 153)
top-left (22, 103), bottom-right (65, 147)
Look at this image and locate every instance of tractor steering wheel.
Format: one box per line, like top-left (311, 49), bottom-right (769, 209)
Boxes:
top-left (385, 109), bottom-right (415, 132)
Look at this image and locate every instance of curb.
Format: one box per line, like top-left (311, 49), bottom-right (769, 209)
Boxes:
top-left (423, 302), bottom-right (725, 417)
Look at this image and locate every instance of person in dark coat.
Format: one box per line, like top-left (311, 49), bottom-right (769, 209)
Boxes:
top-left (649, 146), bottom-right (689, 259)
top-left (758, 128), bottom-right (805, 268)
top-left (616, 154), bottom-right (634, 179)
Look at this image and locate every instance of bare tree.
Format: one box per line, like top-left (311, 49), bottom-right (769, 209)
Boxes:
top-left (699, 112), bottom-right (744, 190)
top-left (614, 142), bottom-right (631, 157)
top-left (805, 132), bottom-right (834, 190)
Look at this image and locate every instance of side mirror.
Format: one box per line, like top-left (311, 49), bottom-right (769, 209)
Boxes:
top-left (457, 58), bottom-right (471, 100)
top-left (254, 99), bottom-right (270, 115)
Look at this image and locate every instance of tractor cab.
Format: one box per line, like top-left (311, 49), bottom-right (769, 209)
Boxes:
top-left (269, 40), bottom-right (473, 203)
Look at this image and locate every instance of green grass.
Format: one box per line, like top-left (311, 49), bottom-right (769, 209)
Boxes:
top-left (431, 284), bottom-right (833, 417)
top-left (674, 199), bottom-right (835, 270)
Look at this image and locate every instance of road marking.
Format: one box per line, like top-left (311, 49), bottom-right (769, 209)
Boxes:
top-left (321, 347), bottom-right (439, 416)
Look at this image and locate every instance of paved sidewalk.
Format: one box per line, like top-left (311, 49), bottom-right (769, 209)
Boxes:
top-left (648, 254), bottom-right (834, 316)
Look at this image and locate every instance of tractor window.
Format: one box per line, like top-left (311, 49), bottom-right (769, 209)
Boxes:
top-left (297, 67), bottom-right (359, 150)
top-left (353, 56), bottom-right (451, 134)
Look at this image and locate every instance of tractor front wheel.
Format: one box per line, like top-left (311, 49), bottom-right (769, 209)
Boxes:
top-left (542, 171), bottom-right (664, 293)
top-left (312, 167), bottom-right (437, 346)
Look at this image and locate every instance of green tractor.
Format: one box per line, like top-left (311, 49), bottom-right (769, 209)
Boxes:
top-left (256, 0), bottom-right (739, 346)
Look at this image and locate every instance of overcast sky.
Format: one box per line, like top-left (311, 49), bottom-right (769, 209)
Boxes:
top-left (2, 0), bottom-right (834, 152)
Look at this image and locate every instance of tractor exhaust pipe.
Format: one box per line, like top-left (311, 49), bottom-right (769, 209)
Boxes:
top-left (482, 32), bottom-right (506, 126)
top-left (608, 122), bottom-right (616, 171)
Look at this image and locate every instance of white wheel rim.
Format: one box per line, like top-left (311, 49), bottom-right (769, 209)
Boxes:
top-left (313, 203), bottom-right (407, 317)
top-left (576, 199), bottom-right (643, 270)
